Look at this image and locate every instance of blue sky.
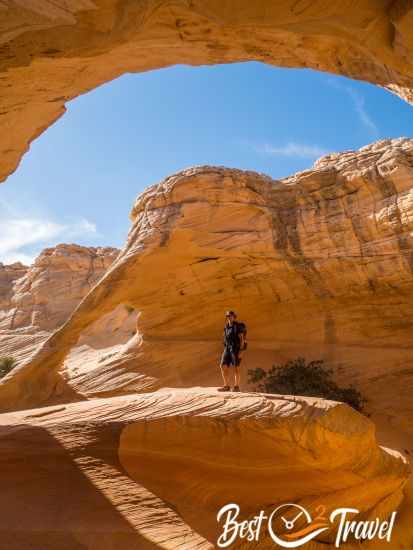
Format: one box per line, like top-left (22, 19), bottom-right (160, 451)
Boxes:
top-left (1, 61), bottom-right (413, 265)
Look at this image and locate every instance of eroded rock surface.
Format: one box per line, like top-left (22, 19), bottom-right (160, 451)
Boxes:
top-left (0, 261), bottom-right (28, 311)
top-left (2, 138), bottom-right (413, 460)
top-left (2, 1), bottom-right (413, 183)
top-left (0, 389), bottom-right (409, 549)
top-left (0, 244), bottom-right (119, 363)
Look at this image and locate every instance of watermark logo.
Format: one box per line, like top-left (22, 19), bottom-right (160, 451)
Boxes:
top-left (217, 502), bottom-right (397, 548)
top-left (267, 503), bottom-right (329, 548)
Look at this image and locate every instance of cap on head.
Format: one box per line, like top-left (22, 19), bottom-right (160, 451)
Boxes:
top-left (225, 310), bottom-right (236, 317)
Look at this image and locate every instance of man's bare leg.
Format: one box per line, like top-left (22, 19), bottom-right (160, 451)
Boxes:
top-left (218, 365), bottom-right (231, 390)
top-left (234, 366), bottom-right (241, 389)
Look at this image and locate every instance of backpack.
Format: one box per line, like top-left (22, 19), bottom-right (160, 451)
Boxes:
top-left (237, 321), bottom-right (248, 350)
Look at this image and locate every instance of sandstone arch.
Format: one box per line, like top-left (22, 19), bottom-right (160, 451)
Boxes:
top-left (3, 5), bottom-right (413, 548)
top-left (2, 0), bottom-right (413, 183)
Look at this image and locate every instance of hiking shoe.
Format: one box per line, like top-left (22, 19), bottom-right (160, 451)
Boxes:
top-left (232, 386), bottom-right (241, 392)
top-left (217, 386), bottom-right (230, 392)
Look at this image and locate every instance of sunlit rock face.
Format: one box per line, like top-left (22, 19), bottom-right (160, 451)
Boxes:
top-left (0, 389), bottom-right (409, 549)
top-left (0, 244), bottom-right (119, 363)
top-left (0, 262), bottom-right (28, 311)
top-left (2, 138), bottom-right (413, 459)
top-left (0, 244), bottom-right (118, 331)
top-left (2, 1), bottom-right (413, 183)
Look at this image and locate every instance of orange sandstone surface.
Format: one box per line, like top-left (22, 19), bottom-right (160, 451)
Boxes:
top-left (0, 244), bottom-right (119, 364)
top-left (1, 139), bottom-right (413, 451)
top-left (3, 1), bottom-right (413, 185)
top-left (2, 3), bottom-right (413, 547)
top-left (0, 140), bottom-right (412, 547)
top-left (0, 389), bottom-right (409, 549)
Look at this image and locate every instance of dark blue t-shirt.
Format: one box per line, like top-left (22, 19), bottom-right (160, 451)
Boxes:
top-left (223, 322), bottom-right (241, 351)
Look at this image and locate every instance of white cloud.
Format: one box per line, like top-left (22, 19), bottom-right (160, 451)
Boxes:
top-left (256, 142), bottom-right (329, 159)
top-left (327, 79), bottom-right (379, 137)
top-left (76, 219), bottom-right (97, 234)
top-left (1, 251), bottom-right (36, 265)
top-left (0, 215), bottom-right (98, 266)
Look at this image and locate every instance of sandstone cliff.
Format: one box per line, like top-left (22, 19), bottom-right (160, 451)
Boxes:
top-left (3, 4), bottom-right (413, 548)
top-left (0, 261), bottom-right (28, 311)
top-left (0, 244), bottom-right (119, 363)
top-left (0, 389), bottom-right (409, 549)
top-left (2, 1), bottom-right (413, 185)
top-left (1, 138), bottom-right (413, 462)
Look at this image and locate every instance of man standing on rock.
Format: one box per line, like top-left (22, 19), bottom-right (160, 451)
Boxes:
top-left (218, 310), bottom-right (247, 392)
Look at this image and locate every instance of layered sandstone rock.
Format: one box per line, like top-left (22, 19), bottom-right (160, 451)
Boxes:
top-left (2, 138), bottom-right (413, 462)
top-left (0, 244), bottom-right (119, 363)
top-left (0, 389), bottom-right (409, 549)
top-left (2, 1), bottom-right (413, 184)
top-left (0, 261), bottom-right (28, 310)
top-left (0, 243), bottom-right (118, 331)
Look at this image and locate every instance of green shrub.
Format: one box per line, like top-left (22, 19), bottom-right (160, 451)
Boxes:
top-left (124, 304), bottom-right (135, 314)
top-left (248, 357), bottom-right (366, 412)
top-left (0, 356), bottom-right (18, 379)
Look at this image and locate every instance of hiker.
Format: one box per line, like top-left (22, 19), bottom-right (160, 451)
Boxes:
top-left (218, 310), bottom-right (247, 392)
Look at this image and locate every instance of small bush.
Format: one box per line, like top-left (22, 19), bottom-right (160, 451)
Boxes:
top-left (0, 356), bottom-right (18, 379)
top-left (124, 304), bottom-right (135, 314)
top-left (248, 357), bottom-right (366, 412)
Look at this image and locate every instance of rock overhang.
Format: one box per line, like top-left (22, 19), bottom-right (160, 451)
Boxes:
top-left (2, 2), bottom-right (413, 183)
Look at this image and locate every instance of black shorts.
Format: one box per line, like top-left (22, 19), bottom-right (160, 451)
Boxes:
top-left (221, 348), bottom-right (241, 367)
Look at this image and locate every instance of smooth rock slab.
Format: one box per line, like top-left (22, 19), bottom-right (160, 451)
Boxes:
top-left (0, 389), bottom-right (409, 549)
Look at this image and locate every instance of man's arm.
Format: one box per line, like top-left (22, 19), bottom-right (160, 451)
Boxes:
top-left (239, 333), bottom-right (245, 354)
